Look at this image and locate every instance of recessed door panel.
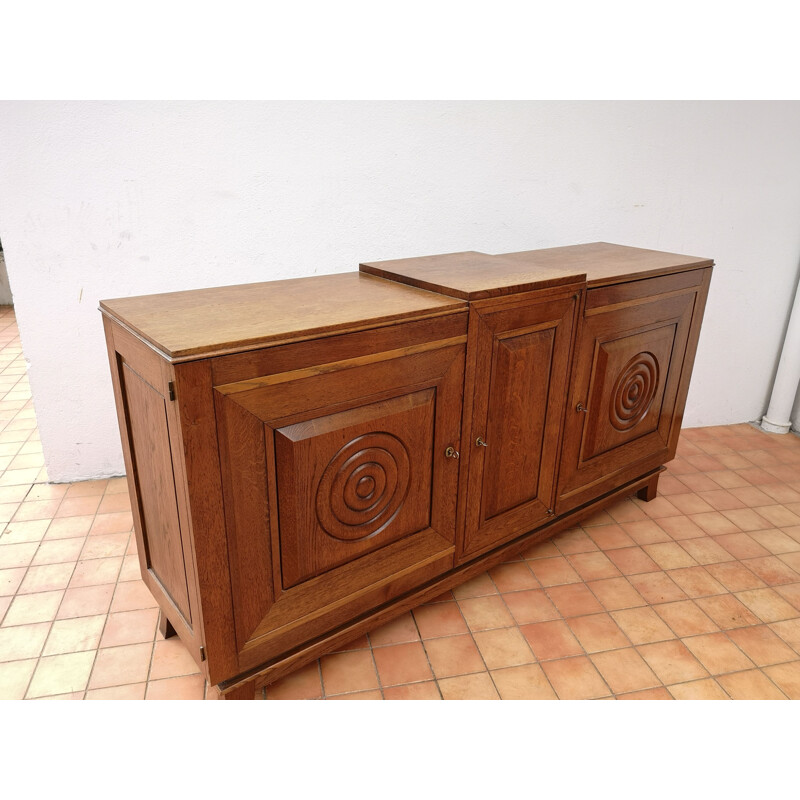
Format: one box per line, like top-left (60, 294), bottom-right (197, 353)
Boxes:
top-left (121, 364), bottom-right (192, 622)
top-left (482, 328), bottom-right (555, 520)
top-left (580, 323), bottom-right (676, 461)
top-left (275, 389), bottom-right (435, 587)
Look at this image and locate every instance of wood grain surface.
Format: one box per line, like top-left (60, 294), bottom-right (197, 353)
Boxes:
top-left (499, 242), bottom-right (713, 287)
top-left (360, 250), bottom-right (585, 300)
top-left (100, 272), bottom-right (465, 361)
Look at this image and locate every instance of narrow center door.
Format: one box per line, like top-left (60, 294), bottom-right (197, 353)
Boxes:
top-left (459, 288), bottom-right (579, 559)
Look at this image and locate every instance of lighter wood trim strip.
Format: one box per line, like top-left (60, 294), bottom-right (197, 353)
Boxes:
top-left (584, 286), bottom-right (700, 317)
top-left (214, 335), bottom-right (468, 395)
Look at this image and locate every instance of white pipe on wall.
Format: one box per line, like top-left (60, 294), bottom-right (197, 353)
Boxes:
top-left (761, 271), bottom-right (800, 434)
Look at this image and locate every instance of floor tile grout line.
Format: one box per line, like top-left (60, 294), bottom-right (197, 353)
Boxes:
top-left (405, 603), bottom-right (444, 699)
top-left (24, 531), bottom-right (138, 699)
top-left (490, 556), bottom-right (615, 699)
top-left (434, 587), bottom-right (492, 698)
top-left (506, 542), bottom-right (800, 693)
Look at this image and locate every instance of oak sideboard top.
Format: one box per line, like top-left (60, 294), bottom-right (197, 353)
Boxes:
top-left (360, 242), bottom-right (713, 298)
top-left (497, 242), bottom-right (714, 288)
top-left (99, 271), bottom-right (466, 361)
top-left (100, 242), bottom-right (714, 363)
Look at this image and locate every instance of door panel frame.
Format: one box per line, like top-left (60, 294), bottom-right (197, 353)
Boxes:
top-left (212, 339), bottom-right (466, 672)
top-left (456, 285), bottom-right (582, 560)
top-left (557, 269), bottom-right (712, 513)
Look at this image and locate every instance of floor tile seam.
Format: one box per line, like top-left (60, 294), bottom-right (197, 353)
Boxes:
top-left (722, 639), bottom-right (800, 668)
top-left (418, 597), bottom-right (486, 692)
top-left (363, 619), bottom-right (421, 698)
top-left (586, 649), bottom-right (665, 695)
top-left (648, 597), bottom-right (723, 637)
top-left (581, 570), bottom-right (650, 620)
top-left (490, 571), bottom-right (569, 677)
top-left (539, 653), bottom-right (615, 699)
top-left (533, 636), bottom-right (634, 661)
top-left (28, 537), bottom-right (94, 569)
top-left (562, 612), bottom-right (643, 656)
top-left (85, 610), bottom-right (153, 696)
top-left (665, 677), bottom-right (735, 699)
top-left (536, 578), bottom-right (641, 695)
top-left (19, 649), bottom-right (45, 699)
top-left (632, 642), bottom-right (712, 685)
top-left (23, 629), bottom-right (98, 700)
top-left (712, 667), bottom-right (791, 699)
top-left (36, 569), bottom-right (117, 699)
top-left (766, 621), bottom-right (800, 652)
top-left (314, 658), bottom-right (325, 701)
top-left (75, 609), bottom-right (117, 699)
top-left (4, 539), bottom-right (81, 626)
top-left (677, 628), bottom-right (762, 673)
top-left (262, 659), bottom-right (324, 701)
top-left (77, 644), bottom-right (108, 700)
top-left (774, 554), bottom-right (800, 577)
top-left (0, 615), bottom-right (55, 693)
top-left (324, 640), bottom-right (383, 700)
top-left (15, 561), bottom-right (86, 597)
top-left (660, 564), bottom-right (735, 599)
top-left (734, 598), bottom-right (800, 627)
top-left (318, 647), bottom-right (384, 700)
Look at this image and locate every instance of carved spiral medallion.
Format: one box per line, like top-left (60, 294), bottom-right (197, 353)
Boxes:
top-left (609, 352), bottom-right (659, 431)
top-left (316, 433), bottom-right (410, 541)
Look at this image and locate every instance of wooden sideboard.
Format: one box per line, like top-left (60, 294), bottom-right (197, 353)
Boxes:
top-left (100, 242), bottom-right (713, 699)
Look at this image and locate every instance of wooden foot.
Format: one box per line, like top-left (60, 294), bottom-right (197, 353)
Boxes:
top-left (158, 611), bottom-right (178, 639)
top-left (636, 473), bottom-right (660, 502)
top-left (220, 680), bottom-right (257, 700)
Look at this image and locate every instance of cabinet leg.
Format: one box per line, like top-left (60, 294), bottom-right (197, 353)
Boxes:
top-left (220, 680), bottom-right (257, 700)
top-left (636, 473), bottom-right (661, 502)
top-left (158, 611), bottom-right (177, 639)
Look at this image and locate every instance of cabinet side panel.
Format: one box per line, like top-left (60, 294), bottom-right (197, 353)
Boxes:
top-left (120, 364), bottom-right (192, 621)
top-left (666, 267), bottom-right (713, 457)
top-left (101, 317), bottom-right (203, 666)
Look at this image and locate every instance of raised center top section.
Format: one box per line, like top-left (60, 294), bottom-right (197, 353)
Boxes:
top-left (360, 242), bottom-right (713, 300)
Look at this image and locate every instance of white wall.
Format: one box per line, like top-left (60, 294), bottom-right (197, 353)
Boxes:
top-left (1, 101), bottom-right (799, 482)
top-left (0, 250), bottom-right (12, 305)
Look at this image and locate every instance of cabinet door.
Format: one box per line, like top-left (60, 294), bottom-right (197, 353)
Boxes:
top-left (460, 291), bottom-right (578, 558)
top-left (557, 269), bottom-right (711, 512)
top-left (212, 339), bottom-right (465, 673)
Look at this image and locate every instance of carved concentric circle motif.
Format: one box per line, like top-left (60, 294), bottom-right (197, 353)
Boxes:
top-left (316, 433), bottom-right (410, 541)
top-left (609, 352), bottom-right (659, 431)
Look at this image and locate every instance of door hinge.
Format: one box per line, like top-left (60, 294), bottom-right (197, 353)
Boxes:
top-left (200, 645), bottom-right (206, 662)
top-left (168, 381), bottom-right (175, 401)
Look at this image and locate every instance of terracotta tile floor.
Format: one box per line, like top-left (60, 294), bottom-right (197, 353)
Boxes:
top-left (2, 306), bottom-right (800, 700)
